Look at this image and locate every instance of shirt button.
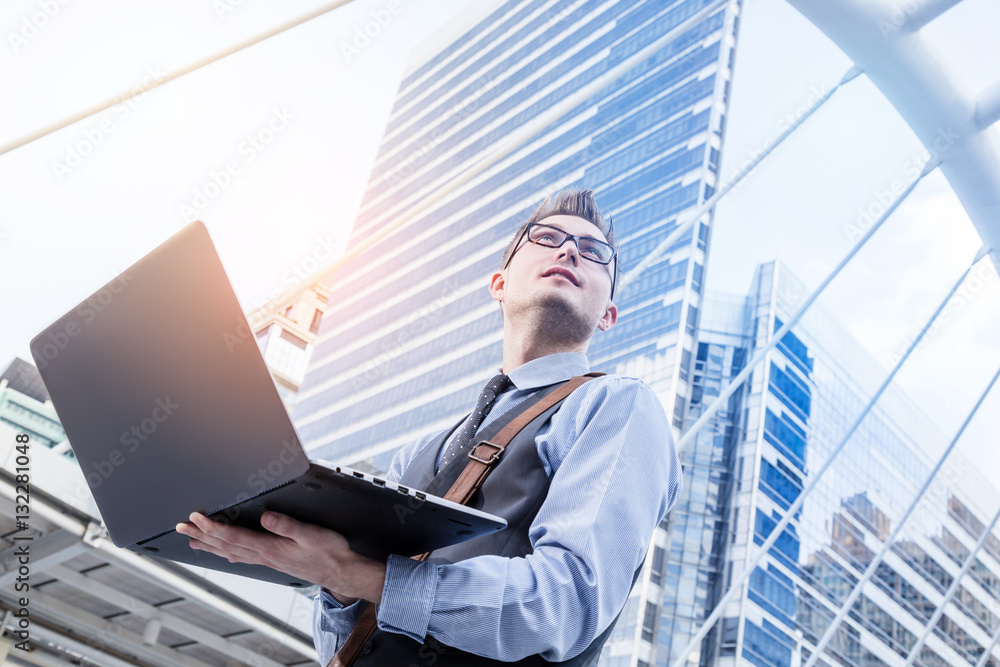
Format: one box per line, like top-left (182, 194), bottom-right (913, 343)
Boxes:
top-left (362, 640), bottom-right (374, 655)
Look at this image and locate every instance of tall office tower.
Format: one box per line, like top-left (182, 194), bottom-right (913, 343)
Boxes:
top-left (691, 260), bottom-right (1000, 667)
top-left (293, 0), bottom-right (742, 663)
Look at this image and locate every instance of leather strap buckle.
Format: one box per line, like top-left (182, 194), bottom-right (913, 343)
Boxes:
top-left (468, 441), bottom-right (504, 465)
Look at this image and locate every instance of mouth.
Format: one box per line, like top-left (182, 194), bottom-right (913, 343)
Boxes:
top-left (541, 267), bottom-right (579, 287)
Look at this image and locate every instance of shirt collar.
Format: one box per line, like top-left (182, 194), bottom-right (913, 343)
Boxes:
top-left (504, 352), bottom-right (591, 391)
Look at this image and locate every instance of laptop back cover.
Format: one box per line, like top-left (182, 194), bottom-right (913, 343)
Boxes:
top-left (30, 221), bottom-right (309, 547)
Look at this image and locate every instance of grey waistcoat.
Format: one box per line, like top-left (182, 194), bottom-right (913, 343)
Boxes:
top-left (351, 380), bottom-right (639, 666)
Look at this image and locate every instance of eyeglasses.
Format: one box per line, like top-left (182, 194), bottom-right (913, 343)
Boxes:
top-left (504, 222), bottom-right (618, 298)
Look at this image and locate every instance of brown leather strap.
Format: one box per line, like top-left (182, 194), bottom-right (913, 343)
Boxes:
top-left (328, 372), bottom-right (603, 667)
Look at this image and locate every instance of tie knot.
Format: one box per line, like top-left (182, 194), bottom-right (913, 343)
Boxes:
top-left (482, 373), bottom-right (510, 400)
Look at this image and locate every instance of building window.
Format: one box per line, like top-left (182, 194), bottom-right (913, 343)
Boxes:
top-left (650, 545), bottom-right (666, 586)
top-left (280, 329), bottom-right (308, 350)
top-left (679, 348), bottom-right (692, 383)
top-left (685, 305), bottom-right (698, 336)
top-left (641, 601), bottom-right (658, 642)
top-left (673, 396), bottom-right (687, 429)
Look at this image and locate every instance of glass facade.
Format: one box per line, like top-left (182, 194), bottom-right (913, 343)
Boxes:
top-left (292, 0), bottom-right (742, 663)
top-left (694, 260), bottom-right (1000, 667)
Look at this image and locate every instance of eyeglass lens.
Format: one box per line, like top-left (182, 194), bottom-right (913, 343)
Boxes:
top-left (527, 224), bottom-right (614, 263)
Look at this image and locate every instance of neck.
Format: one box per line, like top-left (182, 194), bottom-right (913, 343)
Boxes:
top-left (500, 317), bottom-right (589, 373)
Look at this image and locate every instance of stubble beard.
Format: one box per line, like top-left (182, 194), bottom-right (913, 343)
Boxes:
top-left (507, 290), bottom-right (600, 350)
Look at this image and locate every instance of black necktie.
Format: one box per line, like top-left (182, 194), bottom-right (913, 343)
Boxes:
top-left (438, 373), bottom-right (511, 473)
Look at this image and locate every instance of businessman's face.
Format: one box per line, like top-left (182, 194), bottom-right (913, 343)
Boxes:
top-left (491, 215), bottom-right (617, 343)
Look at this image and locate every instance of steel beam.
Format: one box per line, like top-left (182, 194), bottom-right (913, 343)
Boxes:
top-left (46, 564), bottom-right (286, 667)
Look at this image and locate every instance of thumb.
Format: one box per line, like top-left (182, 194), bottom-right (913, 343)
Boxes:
top-left (260, 511), bottom-right (304, 538)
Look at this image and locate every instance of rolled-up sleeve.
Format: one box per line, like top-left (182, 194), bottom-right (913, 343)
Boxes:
top-left (312, 591), bottom-right (365, 661)
top-left (373, 377), bottom-right (681, 661)
top-left (311, 428), bottom-right (442, 663)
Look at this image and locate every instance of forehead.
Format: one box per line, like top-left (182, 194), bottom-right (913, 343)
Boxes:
top-left (534, 214), bottom-right (608, 243)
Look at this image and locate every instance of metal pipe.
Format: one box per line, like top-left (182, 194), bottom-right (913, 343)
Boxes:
top-left (618, 65), bottom-right (862, 294)
top-left (0, 0), bottom-right (358, 158)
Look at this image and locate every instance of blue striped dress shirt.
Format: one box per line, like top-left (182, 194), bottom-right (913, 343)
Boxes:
top-left (312, 352), bottom-right (681, 663)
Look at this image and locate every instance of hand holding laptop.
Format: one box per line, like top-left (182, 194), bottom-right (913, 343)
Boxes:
top-left (177, 510), bottom-right (385, 604)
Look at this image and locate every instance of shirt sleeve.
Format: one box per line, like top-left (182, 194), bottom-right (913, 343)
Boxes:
top-left (311, 426), bottom-right (445, 663)
top-left (312, 591), bottom-right (365, 662)
top-left (374, 377), bottom-right (682, 661)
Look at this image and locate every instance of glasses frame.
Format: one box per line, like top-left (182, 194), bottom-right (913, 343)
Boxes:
top-left (503, 222), bottom-right (618, 300)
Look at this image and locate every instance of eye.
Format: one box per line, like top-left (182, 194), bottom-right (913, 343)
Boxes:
top-left (581, 246), bottom-right (602, 259)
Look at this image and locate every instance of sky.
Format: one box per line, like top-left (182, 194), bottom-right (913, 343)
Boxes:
top-left (1, 0), bottom-right (998, 507)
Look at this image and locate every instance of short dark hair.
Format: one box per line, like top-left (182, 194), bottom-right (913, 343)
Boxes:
top-left (500, 189), bottom-right (617, 270)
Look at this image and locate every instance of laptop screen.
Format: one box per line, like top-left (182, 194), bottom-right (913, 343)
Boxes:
top-left (31, 222), bottom-right (310, 547)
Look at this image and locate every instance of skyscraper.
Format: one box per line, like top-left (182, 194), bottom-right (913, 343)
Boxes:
top-left (293, 0), bottom-right (742, 661)
top-left (690, 260), bottom-right (1000, 667)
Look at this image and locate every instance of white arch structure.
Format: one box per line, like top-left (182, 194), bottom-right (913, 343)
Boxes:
top-left (788, 0), bottom-right (1000, 267)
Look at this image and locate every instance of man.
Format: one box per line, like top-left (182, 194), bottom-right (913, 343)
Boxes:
top-left (177, 189), bottom-right (681, 664)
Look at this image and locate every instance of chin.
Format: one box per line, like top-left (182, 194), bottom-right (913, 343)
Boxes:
top-left (531, 293), bottom-right (600, 343)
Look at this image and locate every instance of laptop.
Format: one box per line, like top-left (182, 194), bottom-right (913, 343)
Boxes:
top-left (30, 221), bottom-right (506, 587)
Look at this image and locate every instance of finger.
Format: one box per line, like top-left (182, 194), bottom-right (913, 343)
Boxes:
top-left (188, 537), bottom-right (257, 564)
top-left (178, 518), bottom-right (271, 562)
top-left (260, 511), bottom-right (308, 540)
top-left (261, 512), bottom-right (349, 552)
top-left (188, 512), bottom-right (273, 550)
top-left (177, 519), bottom-right (225, 547)
top-left (178, 524), bottom-right (267, 564)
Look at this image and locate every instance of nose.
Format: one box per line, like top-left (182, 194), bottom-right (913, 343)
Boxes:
top-left (555, 238), bottom-right (580, 265)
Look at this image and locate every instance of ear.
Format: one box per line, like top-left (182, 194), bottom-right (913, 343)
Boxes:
top-left (596, 301), bottom-right (618, 332)
top-left (489, 270), bottom-right (506, 304)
